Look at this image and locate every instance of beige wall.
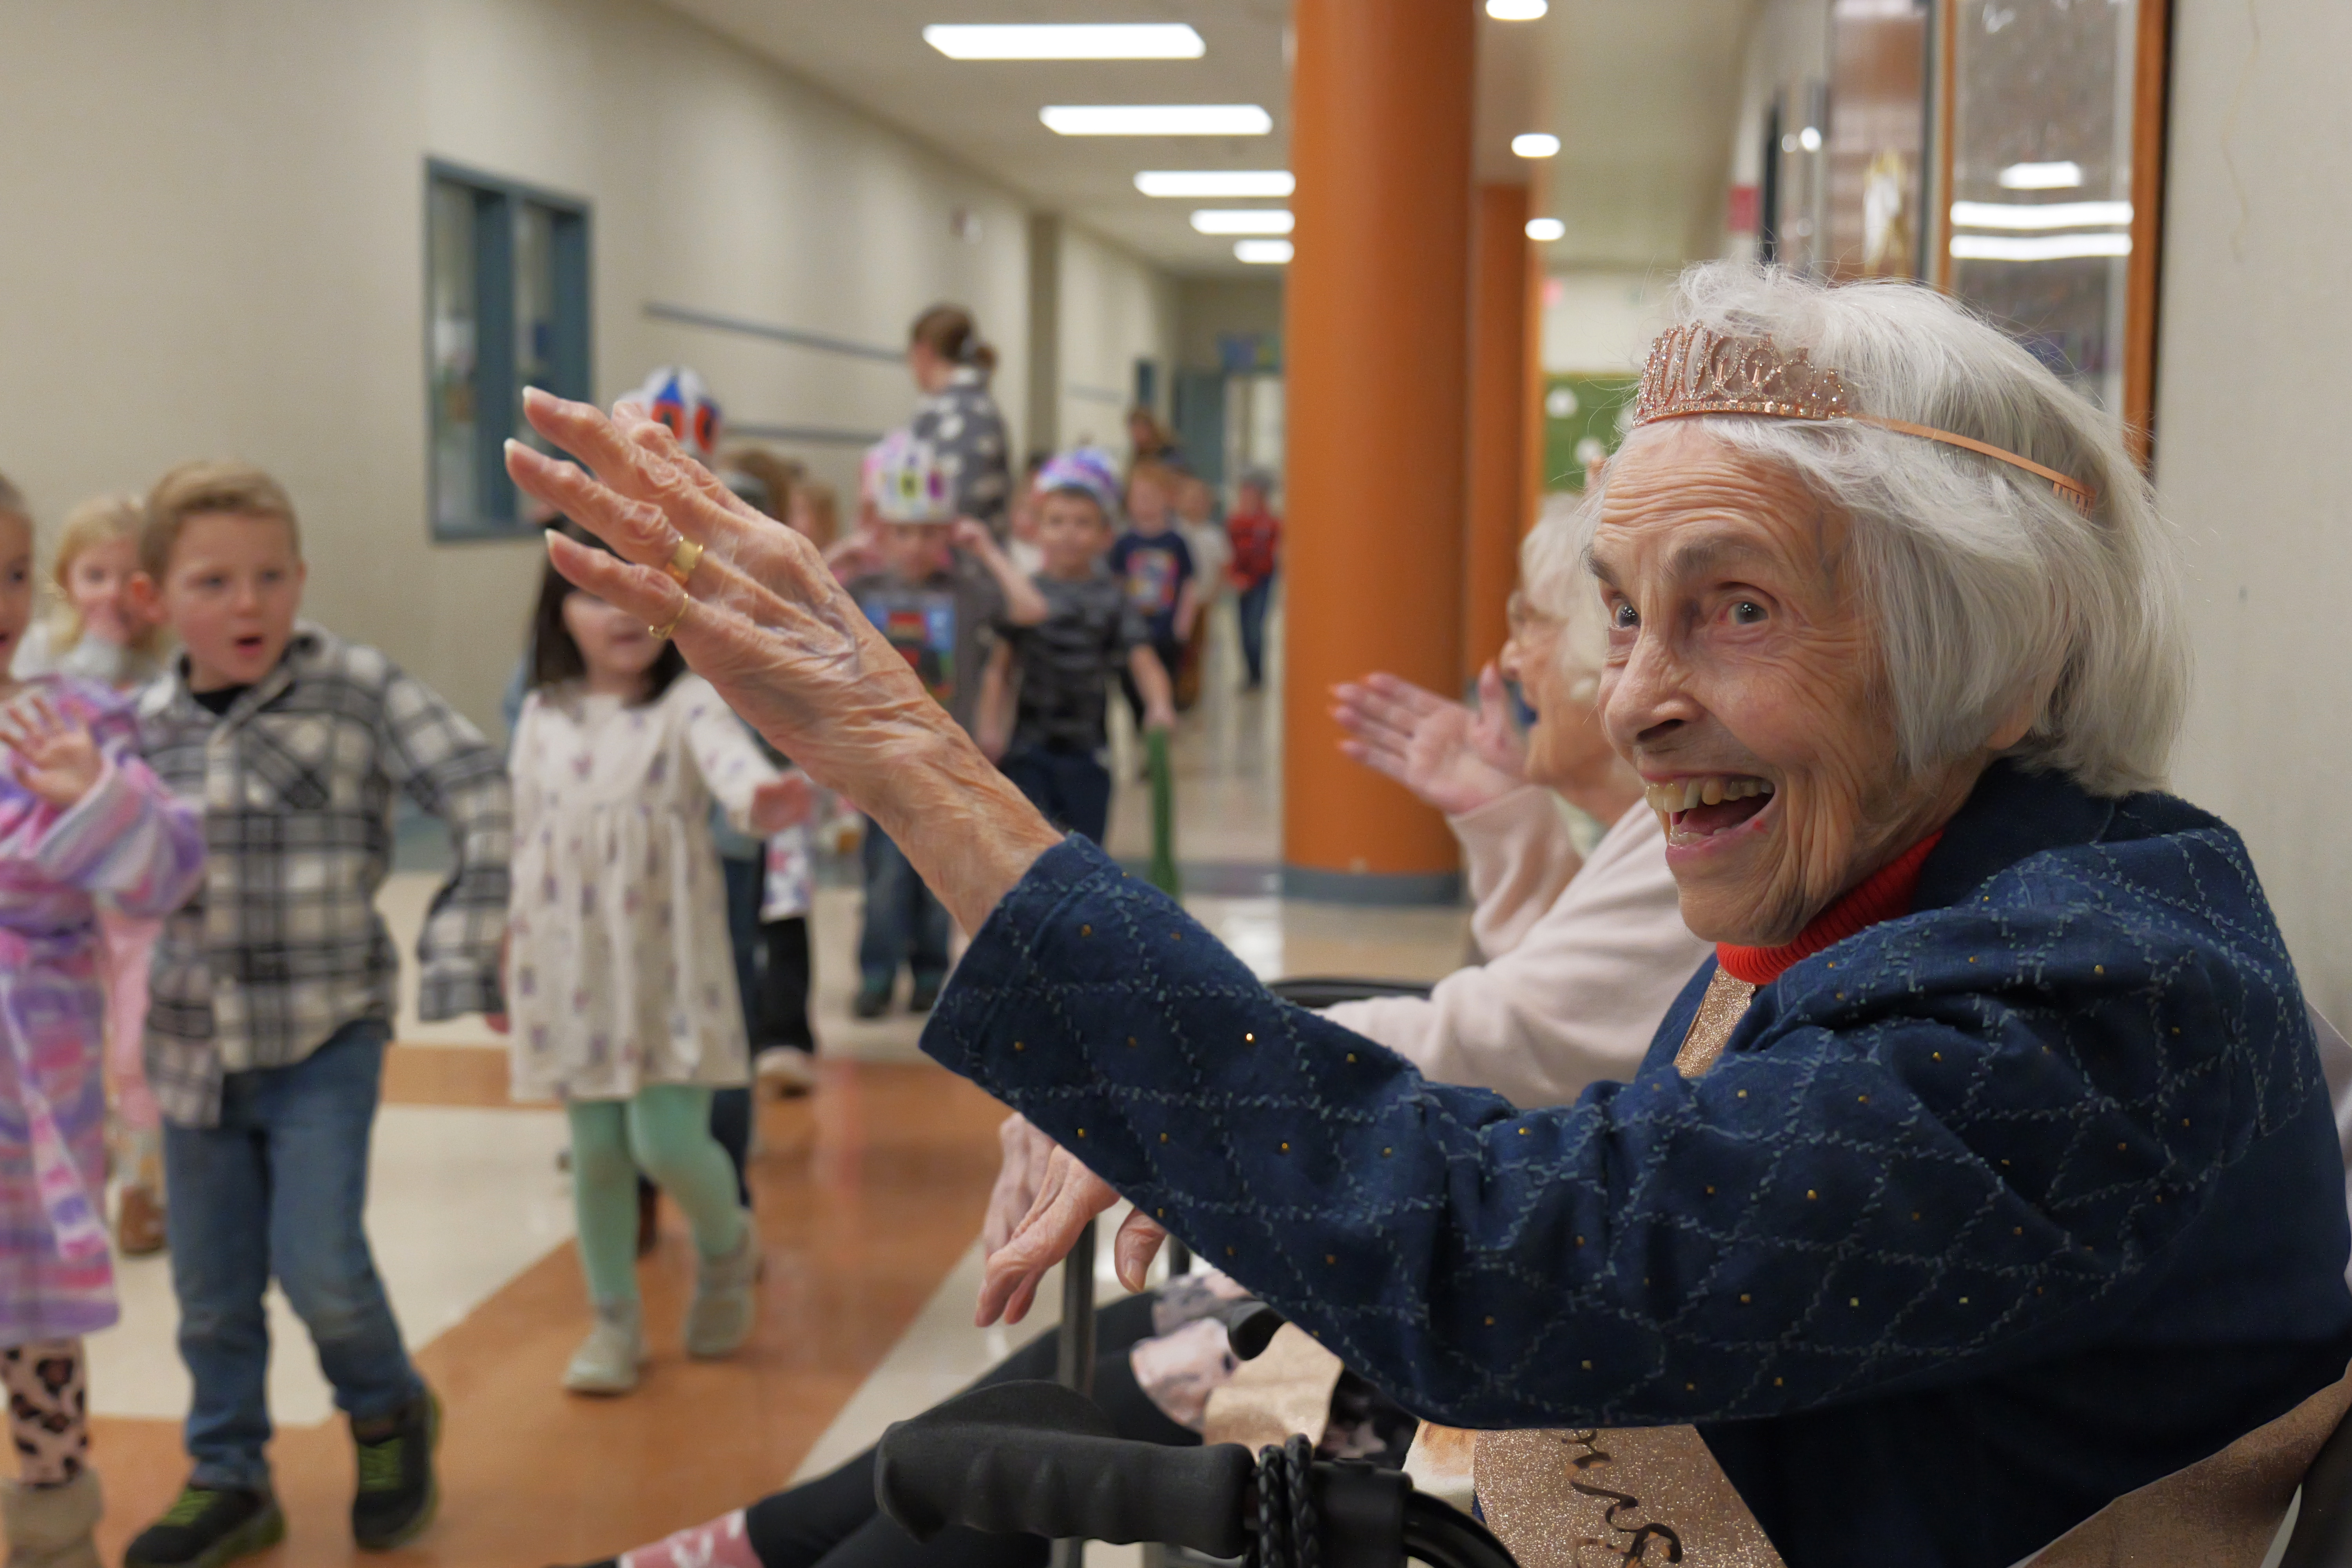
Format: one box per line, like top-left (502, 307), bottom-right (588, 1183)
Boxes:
top-left (2155, 0), bottom-right (2352, 1024)
top-left (0, 0), bottom-right (1034, 733)
top-left (1051, 223), bottom-right (1179, 466)
top-left (1174, 276), bottom-right (1286, 371)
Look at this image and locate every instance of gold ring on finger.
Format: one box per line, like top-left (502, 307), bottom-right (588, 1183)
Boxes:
top-left (662, 535), bottom-right (705, 587)
top-left (649, 595), bottom-right (690, 641)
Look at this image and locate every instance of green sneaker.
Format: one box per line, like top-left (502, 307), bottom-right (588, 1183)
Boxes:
top-left (122, 1484), bottom-right (283, 1568)
top-left (350, 1387), bottom-right (441, 1550)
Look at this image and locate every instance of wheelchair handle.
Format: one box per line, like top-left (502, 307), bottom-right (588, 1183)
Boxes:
top-left (877, 1382), bottom-right (1256, 1556)
top-left (878, 1382), bottom-right (1520, 1568)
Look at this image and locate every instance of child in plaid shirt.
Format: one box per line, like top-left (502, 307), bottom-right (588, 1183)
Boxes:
top-left (121, 464), bottom-right (510, 1568)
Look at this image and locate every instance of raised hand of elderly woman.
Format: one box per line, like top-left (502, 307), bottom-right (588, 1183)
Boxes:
top-left (504, 390), bottom-right (1063, 936)
top-left (976, 1140), bottom-right (1170, 1327)
top-left (1331, 666), bottom-right (1526, 817)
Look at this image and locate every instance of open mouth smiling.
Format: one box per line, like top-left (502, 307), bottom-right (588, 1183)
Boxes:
top-left (1644, 775), bottom-right (1777, 849)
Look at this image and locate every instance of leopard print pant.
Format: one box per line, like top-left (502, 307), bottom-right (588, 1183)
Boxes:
top-left (2, 1340), bottom-right (87, 1486)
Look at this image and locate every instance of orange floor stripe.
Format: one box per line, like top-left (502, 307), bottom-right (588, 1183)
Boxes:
top-left (381, 1044), bottom-right (516, 1109)
top-left (91, 1061), bottom-right (1011, 1568)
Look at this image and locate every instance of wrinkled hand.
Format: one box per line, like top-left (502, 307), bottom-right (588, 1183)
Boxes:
top-left (976, 1140), bottom-right (1170, 1327)
top-left (1331, 666), bottom-right (1525, 817)
top-left (980, 1114), bottom-right (1055, 1257)
top-left (505, 391), bottom-right (1060, 935)
top-left (749, 772), bottom-right (817, 834)
top-left (0, 694), bottom-right (104, 809)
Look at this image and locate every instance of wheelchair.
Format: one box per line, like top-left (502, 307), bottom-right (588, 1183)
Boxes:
top-left (949, 973), bottom-right (2352, 1565)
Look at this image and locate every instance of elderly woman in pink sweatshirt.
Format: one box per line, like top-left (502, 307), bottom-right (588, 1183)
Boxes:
top-left (980, 490), bottom-right (1710, 1258)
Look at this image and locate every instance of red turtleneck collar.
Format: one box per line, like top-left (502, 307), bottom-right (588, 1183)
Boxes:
top-left (1714, 831), bottom-right (1944, 986)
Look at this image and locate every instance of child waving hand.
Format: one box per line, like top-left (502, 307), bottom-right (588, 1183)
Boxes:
top-left (0, 479), bottom-right (203, 1568)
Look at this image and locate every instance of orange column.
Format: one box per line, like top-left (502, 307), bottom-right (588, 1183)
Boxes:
top-left (1463, 184), bottom-right (1532, 681)
top-left (1282, 0), bottom-right (1475, 902)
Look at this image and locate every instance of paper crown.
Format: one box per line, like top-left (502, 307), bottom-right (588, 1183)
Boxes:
top-left (864, 430), bottom-right (956, 524)
top-left (1630, 323), bottom-right (2095, 511)
top-left (1034, 447), bottom-right (1123, 521)
top-left (631, 366), bottom-right (720, 460)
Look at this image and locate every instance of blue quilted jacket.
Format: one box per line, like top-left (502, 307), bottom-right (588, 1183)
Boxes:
top-left (924, 762), bottom-right (2352, 1566)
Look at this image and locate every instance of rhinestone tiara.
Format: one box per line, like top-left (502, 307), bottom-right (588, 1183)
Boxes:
top-left (1630, 323), bottom-right (2096, 512)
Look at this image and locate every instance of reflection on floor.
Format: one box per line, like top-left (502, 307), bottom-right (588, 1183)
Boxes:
top-left (89, 590), bottom-right (1474, 1565)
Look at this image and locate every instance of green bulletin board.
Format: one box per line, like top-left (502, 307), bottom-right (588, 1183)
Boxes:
top-left (1541, 374), bottom-right (1639, 493)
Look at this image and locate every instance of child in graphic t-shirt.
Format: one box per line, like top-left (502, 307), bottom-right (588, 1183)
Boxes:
top-left (976, 450), bottom-right (1174, 845)
top-left (1107, 461), bottom-right (1197, 728)
top-left (839, 433), bottom-right (1043, 1019)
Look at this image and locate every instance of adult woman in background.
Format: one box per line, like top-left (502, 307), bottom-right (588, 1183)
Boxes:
top-left (906, 306), bottom-right (1011, 540)
top-left (510, 263), bottom-right (2352, 1565)
top-left (1122, 406), bottom-right (1182, 474)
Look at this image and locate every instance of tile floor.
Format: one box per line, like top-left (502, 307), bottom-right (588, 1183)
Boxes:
top-left (83, 591), bottom-right (1476, 1566)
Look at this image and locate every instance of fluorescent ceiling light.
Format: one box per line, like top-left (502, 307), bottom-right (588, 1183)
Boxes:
top-left (1486, 0), bottom-right (1548, 17)
top-left (1950, 232), bottom-right (2132, 261)
top-left (1950, 200), bottom-right (2132, 230)
top-left (1235, 239), bottom-right (1293, 264)
top-left (1041, 104), bottom-right (1270, 136)
top-left (1136, 170), bottom-right (1294, 198)
top-left (1511, 132), bottom-right (1561, 159)
top-left (1999, 160), bottom-right (2084, 190)
top-left (924, 24), bottom-right (1204, 60)
top-left (1191, 209), bottom-right (1294, 235)
top-left (1525, 217), bottom-right (1566, 242)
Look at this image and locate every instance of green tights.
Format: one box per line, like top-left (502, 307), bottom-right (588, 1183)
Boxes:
top-left (567, 1086), bottom-right (748, 1306)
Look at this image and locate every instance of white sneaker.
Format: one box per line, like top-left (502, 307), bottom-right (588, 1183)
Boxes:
top-left (684, 1220), bottom-right (763, 1359)
top-left (563, 1299), bottom-right (647, 1395)
top-left (755, 1047), bottom-right (816, 1096)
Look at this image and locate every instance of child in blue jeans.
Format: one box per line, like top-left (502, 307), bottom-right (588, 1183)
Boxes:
top-left (840, 434), bottom-right (1043, 1017)
top-left (122, 464), bottom-right (511, 1568)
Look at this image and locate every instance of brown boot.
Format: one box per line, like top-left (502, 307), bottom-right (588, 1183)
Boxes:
top-left (1, 1470), bottom-right (102, 1568)
top-left (117, 1186), bottom-right (167, 1257)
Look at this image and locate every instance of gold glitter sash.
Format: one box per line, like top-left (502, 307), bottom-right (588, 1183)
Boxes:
top-left (1672, 967), bottom-right (1757, 1079)
top-left (1468, 979), bottom-right (1788, 1566)
top-left (1465, 980), bottom-right (2352, 1564)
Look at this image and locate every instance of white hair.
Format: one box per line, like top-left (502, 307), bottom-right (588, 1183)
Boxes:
top-left (1517, 490), bottom-right (1609, 701)
top-left (1580, 262), bottom-right (2187, 798)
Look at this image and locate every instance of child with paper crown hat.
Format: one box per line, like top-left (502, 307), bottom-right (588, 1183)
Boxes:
top-left (838, 433), bottom-right (1045, 1018)
top-left (974, 449), bottom-right (1173, 846)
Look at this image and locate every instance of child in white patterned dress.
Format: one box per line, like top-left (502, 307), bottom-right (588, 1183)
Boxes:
top-left (499, 524), bottom-right (811, 1396)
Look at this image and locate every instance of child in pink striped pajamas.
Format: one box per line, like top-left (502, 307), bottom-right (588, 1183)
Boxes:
top-left (9, 494), bottom-right (175, 1257)
top-left (0, 481), bottom-right (205, 1568)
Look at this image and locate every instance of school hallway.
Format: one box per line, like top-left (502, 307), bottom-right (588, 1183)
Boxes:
top-left (85, 592), bottom-right (1475, 1568)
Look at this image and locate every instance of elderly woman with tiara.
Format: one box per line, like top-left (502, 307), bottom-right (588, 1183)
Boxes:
top-left (504, 261), bottom-right (2350, 1565)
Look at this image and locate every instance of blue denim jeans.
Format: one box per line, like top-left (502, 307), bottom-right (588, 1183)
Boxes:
top-left (858, 819), bottom-right (951, 991)
top-left (1000, 745), bottom-right (1113, 845)
top-left (162, 1018), bottom-right (422, 1491)
top-left (1236, 576), bottom-right (1274, 688)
